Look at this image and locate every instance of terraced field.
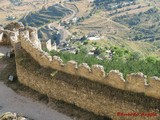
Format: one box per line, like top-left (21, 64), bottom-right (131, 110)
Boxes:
top-left (93, 0), bottom-right (160, 41)
top-left (18, 4), bottom-right (73, 41)
top-left (19, 4), bottom-right (72, 27)
top-left (38, 25), bottom-right (58, 41)
top-left (113, 7), bottom-right (160, 41)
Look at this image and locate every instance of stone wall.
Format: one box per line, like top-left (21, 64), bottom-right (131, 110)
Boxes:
top-left (16, 29), bottom-right (160, 99)
top-left (1, 24), bottom-right (160, 99)
top-left (15, 50), bottom-right (160, 120)
top-left (1, 23), bottom-right (160, 119)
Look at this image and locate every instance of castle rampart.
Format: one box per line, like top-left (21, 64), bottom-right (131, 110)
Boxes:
top-left (1, 22), bottom-right (160, 99)
top-left (1, 22), bottom-right (160, 119)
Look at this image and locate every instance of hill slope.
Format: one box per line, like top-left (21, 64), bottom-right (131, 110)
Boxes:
top-left (69, 0), bottom-right (160, 57)
top-left (19, 4), bottom-right (72, 27)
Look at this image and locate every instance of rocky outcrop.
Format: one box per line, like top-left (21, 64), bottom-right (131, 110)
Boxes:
top-left (0, 112), bottom-right (26, 120)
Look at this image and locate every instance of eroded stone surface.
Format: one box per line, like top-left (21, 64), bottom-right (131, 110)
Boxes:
top-left (0, 112), bottom-right (26, 120)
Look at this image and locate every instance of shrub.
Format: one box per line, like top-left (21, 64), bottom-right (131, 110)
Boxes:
top-left (48, 50), bottom-right (160, 77)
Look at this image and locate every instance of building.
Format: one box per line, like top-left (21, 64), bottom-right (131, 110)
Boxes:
top-left (41, 39), bottom-right (57, 51)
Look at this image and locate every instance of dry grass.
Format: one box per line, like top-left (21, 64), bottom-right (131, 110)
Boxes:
top-left (70, 10), bottom-right (129, 39)
top-left (68, 0), bottom-right (92, 17)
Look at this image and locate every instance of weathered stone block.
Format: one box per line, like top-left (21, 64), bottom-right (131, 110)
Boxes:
top-left (64, 60), bottom-right (78, 75)
top-left (90, 65), bottom-right (105, 81)
top-left (77, 63), bottom-right (91, 79)
top-left (104, 70), bottom-right (125, 90)
top-left (126, 72), bottom-right (147, 93)
top-left (50, 56), bottom-right (64, 71)
top-left (145, 76), bottom-right (160, 99)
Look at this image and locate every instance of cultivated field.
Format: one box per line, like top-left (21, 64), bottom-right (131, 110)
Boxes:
top-left (19, 4), bottom-right (72, 27)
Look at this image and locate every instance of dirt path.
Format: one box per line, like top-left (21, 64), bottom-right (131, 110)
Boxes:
top-left (0, 82), bottom-right (72, 120)
top-left (0, 46), bottom-right (72, 120)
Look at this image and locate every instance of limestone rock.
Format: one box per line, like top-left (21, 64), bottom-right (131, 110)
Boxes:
top-left (151, 76), bottom-right (160, 81)
top-left (0, 112), bottom-right (27, 120)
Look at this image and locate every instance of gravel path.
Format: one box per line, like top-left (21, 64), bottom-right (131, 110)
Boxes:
top-left (0, 82), bottom-right (72, 120)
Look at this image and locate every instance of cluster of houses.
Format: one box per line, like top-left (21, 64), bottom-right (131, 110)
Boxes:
top-left (88, 47), bottom-right (114, 60)
top-left (41, 29), bottom-right (109, 58)
top-left (40, 32), bottom-right (114, 61)
top-left (86, 31), bottom-right (101, 41)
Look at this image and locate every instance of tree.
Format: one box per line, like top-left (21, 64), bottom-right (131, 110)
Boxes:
top-left (129, 52), bottom-right (141, 61)
top-left (146, 56), bottom-right (157, 64)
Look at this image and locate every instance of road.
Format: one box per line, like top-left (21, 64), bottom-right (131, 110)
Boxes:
top-left (61, 1), bottom-right (77, 23)
top-left (48, 0), bottom-right (77, 43)
top-left (0, 82), bottom-right (72, 120)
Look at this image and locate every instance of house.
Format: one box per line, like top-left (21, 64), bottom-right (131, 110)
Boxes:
top-left (87, 36), bottom-right (100, 41)
top-left (86, 31), bottom-right (99, 38)
top-left (88, 51), bottom-right (94, 55)
top-left (72, 17), bottom-right (78, 23)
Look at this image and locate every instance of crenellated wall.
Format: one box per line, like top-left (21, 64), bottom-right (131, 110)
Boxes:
top-left (1, 22), bottom-right (160, 119)
top-left (1, 22), bottom-right (160, 99)
top-left (17, 30), bottom-right (160, 99)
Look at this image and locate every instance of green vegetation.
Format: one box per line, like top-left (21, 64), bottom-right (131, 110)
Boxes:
top-left (45, 47), bottom-right (160, 78)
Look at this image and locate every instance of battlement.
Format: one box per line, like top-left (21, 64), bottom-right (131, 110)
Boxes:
top-left (1, 22), bottom-right (160, 100)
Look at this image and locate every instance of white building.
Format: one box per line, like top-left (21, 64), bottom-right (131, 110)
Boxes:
top-left (46, 39), bottom-right (57, 51)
